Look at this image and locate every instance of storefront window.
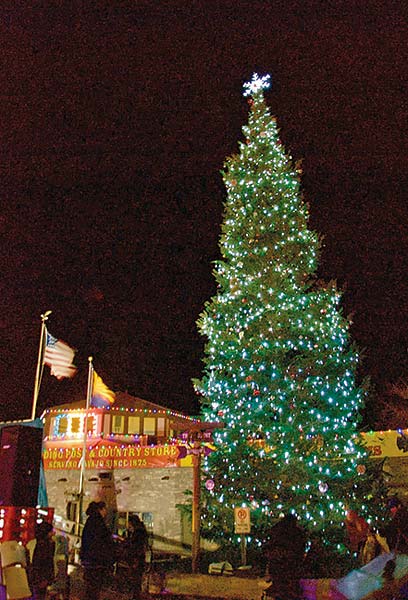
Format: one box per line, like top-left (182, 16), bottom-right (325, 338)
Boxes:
top-left (71, 417), bottom-right (81, 434)
top-left (112, 415), bottom-right (124, 434)
top-left (117, 511), bottom-right (154, 537)
top-left (143, 417), bottom-right (156, 436)
top-left (142, 512), bottom-right (154, 532)
top-left (103, 414), bottom-right (111, 435)
top-left (85, 416), bottom-right (95, 434)
top-left (66, 501), bottom-right (78, 523)
top-left (157, 417), bottom-right (165, 436)
top-left (55, 415), bottom-right (68, 436)
top-left (128, 416), bottom-right (141, 434)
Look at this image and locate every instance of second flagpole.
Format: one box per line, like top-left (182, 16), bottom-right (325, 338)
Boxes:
top-left (75, 356), bottom-right (94, 536)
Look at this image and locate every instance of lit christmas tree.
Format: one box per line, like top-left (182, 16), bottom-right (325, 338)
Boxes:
top-left (194, 74), bottom-right (371, 551)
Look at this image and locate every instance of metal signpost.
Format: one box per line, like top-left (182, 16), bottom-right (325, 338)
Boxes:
top-left (234, 507), bottom-right (251, 566)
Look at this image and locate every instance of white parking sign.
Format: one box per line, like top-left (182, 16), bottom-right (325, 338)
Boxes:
top-left (234, 507), bottom-right (250, 533)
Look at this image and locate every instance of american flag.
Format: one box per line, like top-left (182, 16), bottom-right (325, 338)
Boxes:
top-left (43, 330), bottom-right (77, 380)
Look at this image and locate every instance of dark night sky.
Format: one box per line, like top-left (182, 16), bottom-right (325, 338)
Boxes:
top-left (1, 1), bottom-right (406, 424)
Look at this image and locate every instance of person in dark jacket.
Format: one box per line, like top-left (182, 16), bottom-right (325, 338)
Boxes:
top-left (384, 497), bottom-right (408, 553)
top-left (121, 514), bottom-right (149, 600)
top-left (263, 513), bottom-right (307, 600)
top-left (80, 501), bottom-right (116, 600)
top-left (29, 521), bottom-right (55, 600)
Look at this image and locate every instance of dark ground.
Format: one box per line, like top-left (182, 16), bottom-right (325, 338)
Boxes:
top-left (68, 565), bottom-right (263, 600)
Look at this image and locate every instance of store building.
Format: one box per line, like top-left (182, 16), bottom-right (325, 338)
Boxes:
top-left (5, 402), bottom-right (408, 555)
top-left (41, 391), bottom-right (217, 549)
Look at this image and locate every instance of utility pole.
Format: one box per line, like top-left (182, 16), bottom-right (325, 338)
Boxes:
top-left (181, 421), bottom-right (223, 574)
top-left (191, 438), bottom-right (202, 574)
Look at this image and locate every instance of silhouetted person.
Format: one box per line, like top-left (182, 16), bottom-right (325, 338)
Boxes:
top-left (80, 501), bottom-right (115, 600)
top-left (121, 514), bottom-right (149, 600)
top-left (29, 521), bottom-right (55, 600)
top-left (263, 514), bottom-right (306, 600)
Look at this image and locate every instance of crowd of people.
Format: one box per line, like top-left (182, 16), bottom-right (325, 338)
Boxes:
top-left (80, 501), bottom-right (149, 600)
top-left (345, 497), bottom-right (408, 562)
top-left (21, 495), bottom-right (408, 600)
top-left (261, 497), bottom-right (408, 600)
top-left (24, 500), bottom-right (148, 600)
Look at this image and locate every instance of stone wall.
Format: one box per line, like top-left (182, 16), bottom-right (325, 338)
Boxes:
top-left (44, 466), bottom-right (193, 543)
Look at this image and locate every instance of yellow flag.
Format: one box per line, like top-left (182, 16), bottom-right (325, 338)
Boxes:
top-left (91, 371), bottom-right (115, 407)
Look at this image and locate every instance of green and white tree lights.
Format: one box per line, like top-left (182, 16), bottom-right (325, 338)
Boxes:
top-left (194, 74), bottom-right (369, 549)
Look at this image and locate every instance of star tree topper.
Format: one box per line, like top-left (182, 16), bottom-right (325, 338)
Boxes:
top-left (243, 73), bottom-right (271, 97)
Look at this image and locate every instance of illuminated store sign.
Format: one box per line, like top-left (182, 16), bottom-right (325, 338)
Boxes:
top-left (42, 440), bottom-right (205, 470)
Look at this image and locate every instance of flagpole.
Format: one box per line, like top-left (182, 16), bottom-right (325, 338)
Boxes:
top-left (31, 310), bottom-right (52, 421)
top-left (76, 356), bottom-right (94, 536)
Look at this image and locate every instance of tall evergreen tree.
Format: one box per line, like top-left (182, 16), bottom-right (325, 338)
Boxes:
top-left (194, 74), bottom-right (370, 550)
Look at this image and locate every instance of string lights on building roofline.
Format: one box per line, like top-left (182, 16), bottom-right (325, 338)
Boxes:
top-left (41, 406), bottom-right (201, 423)
top-left (44, 434), bottom-right (188, 446)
